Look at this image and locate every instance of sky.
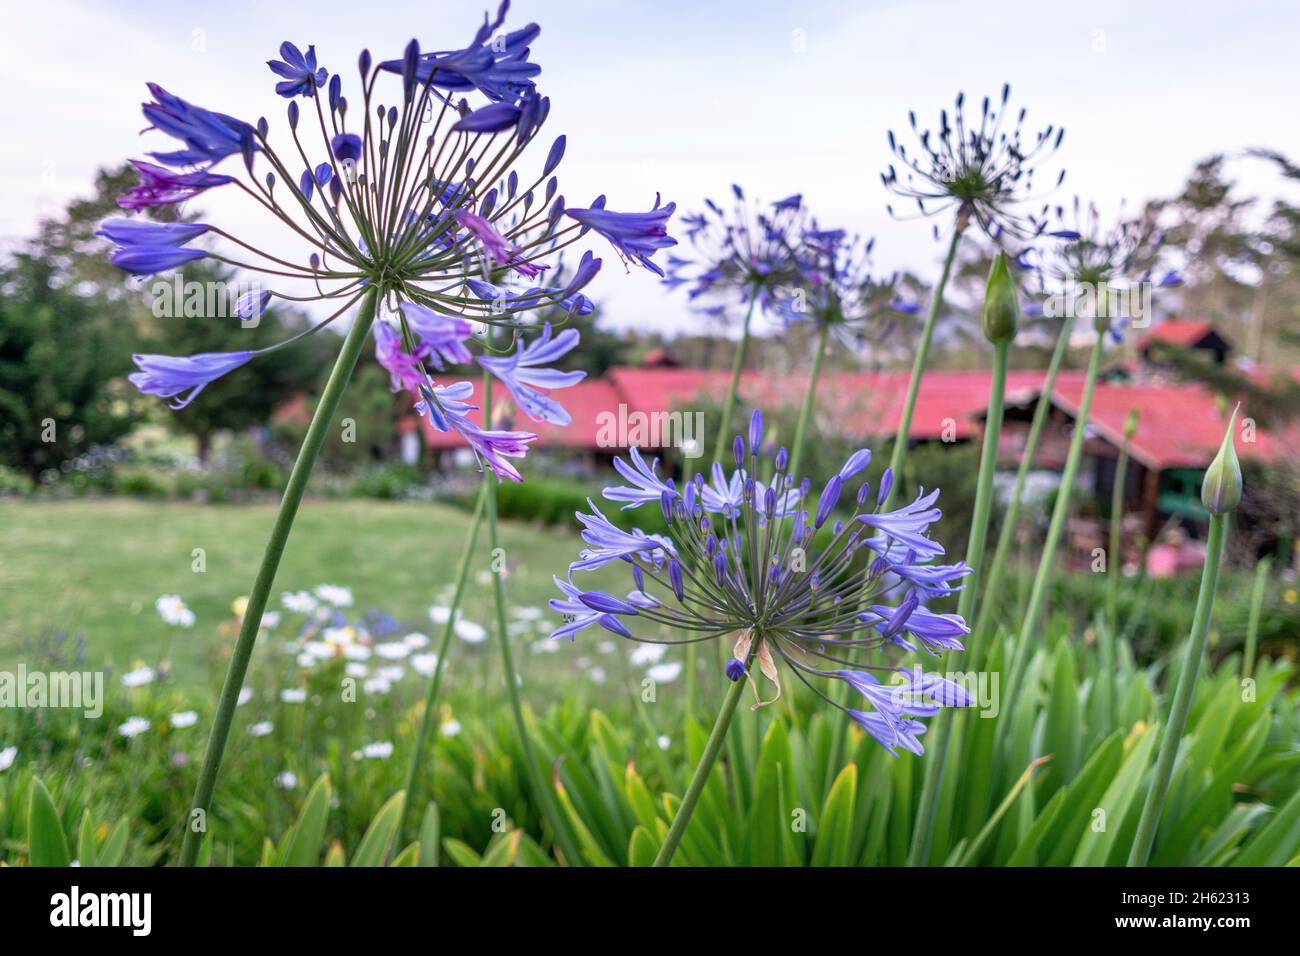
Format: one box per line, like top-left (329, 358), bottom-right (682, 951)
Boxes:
top-left (3, 0), bottom-right (1299, 335)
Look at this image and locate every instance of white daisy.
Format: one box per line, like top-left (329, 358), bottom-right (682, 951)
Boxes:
top-left (281, 590), bottom-right (318, 614)
top-left (155, 595), bottom-right (195, 628)
top-left (439, 719), bottom-right (462, 737)
top-left (657, 735), bottom-right (671, 752)
top-left (280, 688), bottom-right (307, 704)
top-left (647, 662), bottom-right (683, 684)
top-left (403, 632), bottom-right (430, 649)
top-left (118, 716), bottom-right (151, 738)
top-left (411, 653), bottom-right (439, 676)
top-left (375, 641), bottom-right (411, 660)
top-left (345, 662), bottom-right (369, 678)
top-left (363, 677), bottom-right (392, 695)
top-left (629, 643), bottom-right (667, 667)
top-left (120, 666), bottom-right (157, 688)
top-left (0, 746), bottom-right (17, 772)
top-left (428, 604), bottom-right (455, 624)
top-left (237, 687), bottom-right (254, 707)
top-left (275, 771), bottom-right (298, 789)
top-left (248, 720), bottom-right (274, 737)
top-left (454, 620), bottom-right (487, 644)
top-left (169, 710), bottom-right (199, 729)
top-left (358, 741), bottom-right (394, 760)
top-left (313, 584), bottom-right (354, 607)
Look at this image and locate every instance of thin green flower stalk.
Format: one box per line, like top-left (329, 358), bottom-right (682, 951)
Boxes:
top-left (1106, 408), bottom-right (1140, 633)
top-left (1128, 410), bottom-right (1240, 867)
top-left (481, 370), bottom-right (584, 866)
top-left (908, 253), bottom-right (1016, 866)
top-left (1003, 316), bottom-right (1107, 700)
top-left (711, 297), bottom-right (759, 465)
top-left (882, 226), bottom-right (963, 510)
top-left (969, 310), bottom-right (1076, 655)
top-left (179, 286), bottom-right (378, 867)
top-left (652, 648), bottom-right (753, 867)
top-left (396, 483), bottom-right (486, 840)
top-left (1243, 556), bottom-right (1271, 679)
top-left (789, 320), bottom-right (832, 479)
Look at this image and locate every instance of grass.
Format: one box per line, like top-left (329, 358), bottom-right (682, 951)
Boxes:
top-left (0, 497), bottom-right (613, 685)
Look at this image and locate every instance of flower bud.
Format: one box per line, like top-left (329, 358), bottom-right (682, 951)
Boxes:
top-left (981, 252), bottom-right (1019, 344)
top-left (1124, 408), bottom-right (1140, 441)
top-left (1201, 406), bottom-right (1242, 515)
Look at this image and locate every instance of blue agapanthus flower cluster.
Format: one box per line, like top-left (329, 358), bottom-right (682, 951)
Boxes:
top-left (882, 84), bottom-right (1065, 242)
top-left (102, 1), bottom-right (675, 481)
top-left (1017, 197), bottom-right (1180, 337)
top-left (662, 186), bottom-right (810, 317)
top-left (549, 410), bottom-right (975, 756)
top-left (778, 227), bottom-right (918, 349)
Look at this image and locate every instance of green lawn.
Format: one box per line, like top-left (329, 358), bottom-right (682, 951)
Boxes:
top-left (0, 497), bottom-right (610, 684)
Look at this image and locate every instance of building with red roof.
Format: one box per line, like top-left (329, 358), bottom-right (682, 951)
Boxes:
top-left (411, 319), bottom-right (1295, 543)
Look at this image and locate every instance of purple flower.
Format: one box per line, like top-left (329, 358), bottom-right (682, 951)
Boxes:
top-left (848, 709), bottom-right (927, 757)
top-left (330, 133), bottom-right (363, 165)
top-left (572, 501), bottom-right (674, 571)
top-left (861, 598), bottom-right (969, 655)
top-left (856, 488), bottom-right (946, 560)
top-left (455, 209), bottom-right (517, 265)
top-left (398, 302), bottom-right (474, 369)
top-left (416, 381), bottom-right (536, 482)
top-left (129, 351), bottom-right (253, 409)
top-left (549, 409), bottom-right (971, 755)
top-left (118, 161), bottom-right (233, 210)
top-left (477, 323), bottom-right (584, 425)
top-left (381, 4), bottom-right (542, 103)
top-left (97, 219), bottom-right (209, 246)
top-left (141, 83), bottom-right (257, 167)
top-left (566, 194), bottom-right (677, 276)
top-left (267, 42), bottom-right (329, 98)
top-left (602, 448), bottom-right (676, 510)
top-left (548, 574), bottom-right (632, 641)
top-left (109, 245), bottom-right (208, 275)
top-left (452, 101), bottom-right (522, 133)
top-left (374, 323), bottom-right (431, 393)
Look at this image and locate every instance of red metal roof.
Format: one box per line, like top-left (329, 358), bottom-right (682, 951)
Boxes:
top-left (1138, 320), bottom-right (1218, 350)
top-left (1049, 379), bottom-right (1285, 470)
top-left (414, 363), bottom-right (1292, 471)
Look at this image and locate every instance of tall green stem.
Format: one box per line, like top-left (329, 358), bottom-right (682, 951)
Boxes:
top-left (1004, 332), bottom-right (1106, 699)
top-left (396, 484), bottom-right (487, 839)
top-left (1106, 426), bottom-right (1134, 634)
top-left (789, 320), bottom-right (831, 479)
top-left (1127, 513), bottom-right (1228, 866)
top-left (178, 286), bottom-right (379, 867)
top-left (481, 372), bottom-right (584, 866)
top-left (710, 296), bottom-right (758, 465)
top-left (1243, 556), bottom-right (1270, 679)
top-left (971, 312), bottom-right (1077, 650)
top-left (882, 227), bottom-right (963, 510)
top-left (908, 339), bottom-right (1009, 866)
top-left (653, 668), bottom-right (749, 866)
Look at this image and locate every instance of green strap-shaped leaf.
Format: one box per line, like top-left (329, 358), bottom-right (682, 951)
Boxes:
top-left (27, 777), bottom-right (70, 868)
top-left (350, 791), bottom-right (405, 867)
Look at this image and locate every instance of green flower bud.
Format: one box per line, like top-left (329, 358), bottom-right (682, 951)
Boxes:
top-left (1201, 406), bottom-right (1243, 515)
top-left (982, 252), bottom-right (1020, 344)
top-left (1124, 408), bottom-right (1140, 440)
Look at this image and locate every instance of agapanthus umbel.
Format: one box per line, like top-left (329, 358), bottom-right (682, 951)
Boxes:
top-left (882, 84), bottom-right (1065, 242)
top-left (663, 186), bottom-right (810, 316)
top-left (1017, 197), bottom-right (1179, 336)
top-left (778, 226), bottom-right (918, 349)
top-left (103, 0), bottom-right (674, 481)
top-left (549, 410), bottom-right (975, 756)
